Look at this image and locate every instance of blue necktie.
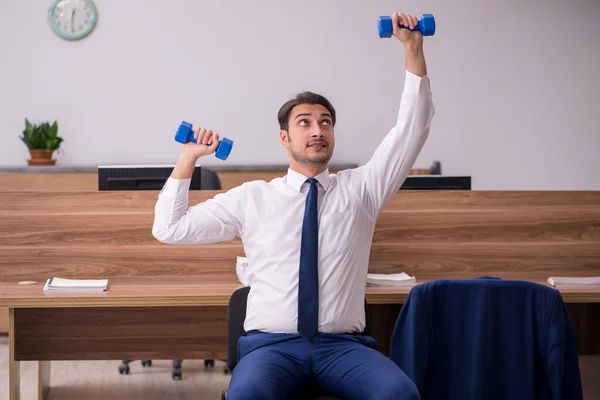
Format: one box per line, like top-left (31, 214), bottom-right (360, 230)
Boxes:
top-left (298, 178), bottom-right (319, 340)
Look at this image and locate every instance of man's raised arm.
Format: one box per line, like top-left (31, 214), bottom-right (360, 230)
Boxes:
top-left (152, 128), bottom-right (246, 245)
top-left (346, 12), bottom-right (435, 217)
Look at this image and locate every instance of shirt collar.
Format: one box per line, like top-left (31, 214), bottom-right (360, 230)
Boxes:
top-left (286, 167), bottom-right (331, 193)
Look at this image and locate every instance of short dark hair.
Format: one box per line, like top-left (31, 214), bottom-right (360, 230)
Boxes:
top-left (277, 91), bottom-right (336, 131)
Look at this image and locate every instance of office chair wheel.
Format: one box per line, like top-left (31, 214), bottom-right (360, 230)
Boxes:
top-left (118, 363), bottom-right (130, 375)
top-left (221, 390), bottom-right (227, 400)
top-left (141, 360), bottom-right (152, 367)
top-left (172, 369), bottom-right (182, 380)
top-left (171, 360), bottom-right (183, 380)
top-left (204, 359), bottom-right (215, 368)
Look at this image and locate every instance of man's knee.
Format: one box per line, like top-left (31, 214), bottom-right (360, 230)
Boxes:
top-left (226, 347), bottom-right (307, 400)
top-left (376, 377), bottom-right (420, 400)
top-left (226, 376), bottom-right (279, 400)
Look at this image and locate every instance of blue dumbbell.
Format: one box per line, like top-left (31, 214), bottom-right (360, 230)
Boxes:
top-left (175, 121), bottom-right (233, 161)
top-left (378, 14), bottom-right (436, 38)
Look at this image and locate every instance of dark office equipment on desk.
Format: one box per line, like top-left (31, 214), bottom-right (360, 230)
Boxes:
top-left (98, 164), bottom-right (202, 190)
top-left (100, 165), bottom-right (222, 380)
top-left (401, 175), bottom-right (471, 190)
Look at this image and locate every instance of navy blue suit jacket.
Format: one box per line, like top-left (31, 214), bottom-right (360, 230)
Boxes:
top-left (389, 278), bottom-right (583, 400)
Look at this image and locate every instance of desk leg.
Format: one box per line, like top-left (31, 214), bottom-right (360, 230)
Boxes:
top-left (38, 361), bottom-right (51, 400)
top-left (9, 309), bottom-right (20, 400)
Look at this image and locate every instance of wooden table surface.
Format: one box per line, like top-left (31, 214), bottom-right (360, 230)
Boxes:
top-left (1, 277), bottom-right (599, 308)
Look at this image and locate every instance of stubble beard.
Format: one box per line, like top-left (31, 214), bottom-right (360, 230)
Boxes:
top-left (288, 133), bottom-right (332, 166)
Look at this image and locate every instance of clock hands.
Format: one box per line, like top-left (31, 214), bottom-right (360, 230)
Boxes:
top-left (69, 6), bottom-right (76, 32)
top-left (70, 0), bottom-right (84, 33)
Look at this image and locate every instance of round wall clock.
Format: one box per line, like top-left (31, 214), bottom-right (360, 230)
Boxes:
top-left (48, 0), bottom-right (98, 40)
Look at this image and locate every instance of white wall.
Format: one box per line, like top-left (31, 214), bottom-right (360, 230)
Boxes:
top-left (1, 0), bottom-right (599, 189)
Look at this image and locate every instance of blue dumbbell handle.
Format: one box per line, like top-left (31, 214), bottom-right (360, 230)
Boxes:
top-left (379, 14), bottom-right (435, 38)
top-left (183, 127), bottom-right (220, 149)
top-left (393, 15), bottom-right (431, 35)
top-left (180, 122), bottom-right (233, 160)
top-left (184, 129), bottom-right (200, 144)
top-left (400, 21), bottom-right (421, 32)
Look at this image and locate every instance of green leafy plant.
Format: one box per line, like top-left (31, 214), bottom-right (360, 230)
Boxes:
top-left (20, 119), bottom-right (63, 151)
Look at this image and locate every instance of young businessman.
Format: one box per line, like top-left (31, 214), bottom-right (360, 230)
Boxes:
top-left (153, 12), bottom-right (435, 400)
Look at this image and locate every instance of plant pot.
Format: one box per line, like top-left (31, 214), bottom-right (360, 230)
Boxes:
top-left (27, 149), bottom-right (56, 166)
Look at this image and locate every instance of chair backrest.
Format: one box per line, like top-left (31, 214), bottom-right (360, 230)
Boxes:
top-left (389, 278), bottom-right (583, 399)
top-left (226, 286), bottom-right (371, 371)
top-left (200, 168), bottom-right (222, 190)
top-left (227, 286), bottom-right (251, 371)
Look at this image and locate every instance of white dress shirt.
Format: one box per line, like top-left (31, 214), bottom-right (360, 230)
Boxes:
top-left (153, 70), bottom-right (435, 335)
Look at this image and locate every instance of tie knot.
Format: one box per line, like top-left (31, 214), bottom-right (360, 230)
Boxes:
top-left (306, 178), bottom-right (318, 186)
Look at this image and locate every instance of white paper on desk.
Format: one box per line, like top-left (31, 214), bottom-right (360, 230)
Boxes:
top-left (366, 272), bottom-right (415, 287)
top-left (547, 276), bottom-right (600, 287)
top-left (236, 256), bottom-right (249, 287)
top-left (43, 277), bottom-right (108, 292)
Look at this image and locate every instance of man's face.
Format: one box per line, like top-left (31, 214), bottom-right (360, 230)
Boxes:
top-left (281, 103), bottom-right (334, 166)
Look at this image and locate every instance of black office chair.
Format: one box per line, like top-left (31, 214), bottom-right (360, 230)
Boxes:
top-left (221, 287), bottom-right (371, 400)
top-left (200, 168), bottom-right (222, 190)
top-left (118, 168), bottom-right (223, 380)
top-left (429, 160), bottom-right (442, 175)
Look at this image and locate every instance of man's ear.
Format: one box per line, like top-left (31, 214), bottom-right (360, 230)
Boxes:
top-left (280, 130), bottom-right (289, 148)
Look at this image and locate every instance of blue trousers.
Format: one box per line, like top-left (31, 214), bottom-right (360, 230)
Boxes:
top-left (226, 331), bottom-right (420, 400)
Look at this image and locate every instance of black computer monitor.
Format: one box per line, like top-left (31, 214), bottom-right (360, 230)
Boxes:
top-left (400, 175), bottom-right (471, 190)
top-left (97, 165), bottom-right (201, 190)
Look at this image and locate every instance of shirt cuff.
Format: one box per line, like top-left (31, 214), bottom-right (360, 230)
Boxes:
top-left (159, 176), bottom-right (191, 197)
top-left (404, 70), bottom-right (431, 96)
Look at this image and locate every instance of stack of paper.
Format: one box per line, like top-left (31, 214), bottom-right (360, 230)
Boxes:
top-left (547, 276), bottom-right (600, 287)
top-left (367, 272), bottom-right (415, 287)
top-left (43, 277), bottom-right (108, 293)
top-left (236, 256), bottom-right (249, 286)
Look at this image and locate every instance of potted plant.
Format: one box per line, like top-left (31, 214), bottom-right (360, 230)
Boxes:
top-left (20, 119), bottom-right (64, 166)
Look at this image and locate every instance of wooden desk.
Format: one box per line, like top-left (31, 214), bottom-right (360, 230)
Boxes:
top-left (1, 189), bottom-right (599, 399)
top-left (2, 278), bottom-right (598, 308)
top-left (0, 166), bottom-right (357, 192)
top-left (0, 277), bottom-right (413, 400)
top-left (0, 278), bottom-right (239, 400)
top-left (2, 277), bottom-right (599, 400)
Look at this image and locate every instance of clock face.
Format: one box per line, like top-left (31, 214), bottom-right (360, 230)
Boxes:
top-left (48, 0), bottom-right (97, 40)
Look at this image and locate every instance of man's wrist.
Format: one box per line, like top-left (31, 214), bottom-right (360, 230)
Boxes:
top-left (178, 155), bottom-right (198, 166)
top-left (405, 43), bottom-right (427, 77)
top-left (405, 43), bottom-right (424, 57)
top-left (171, 155), bottom-right (198, 179)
